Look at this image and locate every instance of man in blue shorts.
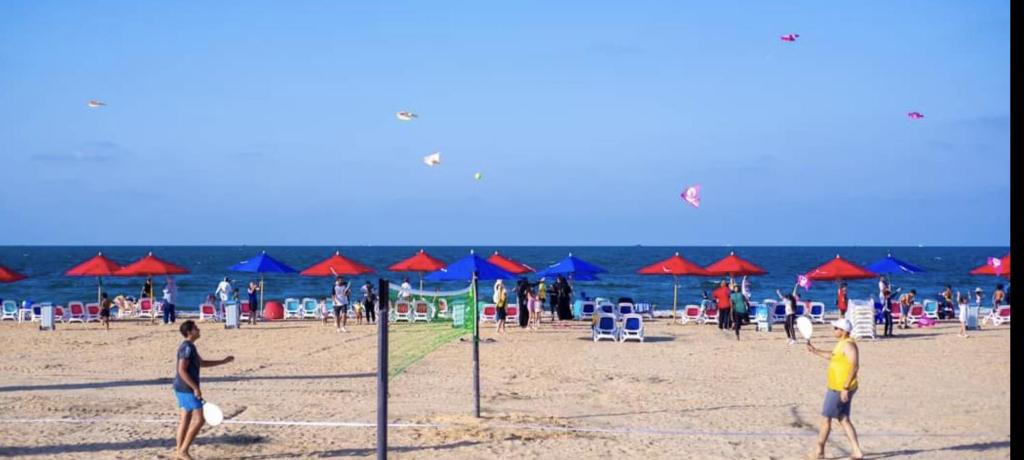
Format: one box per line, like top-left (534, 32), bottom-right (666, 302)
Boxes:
top-left (173, 320), bottom-right (234, 460)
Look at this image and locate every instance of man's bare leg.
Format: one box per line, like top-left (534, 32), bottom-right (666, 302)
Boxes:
top-left (178, 409), bottom-right (204, 460)
top-left (838, 416), bottom-right (864, 459)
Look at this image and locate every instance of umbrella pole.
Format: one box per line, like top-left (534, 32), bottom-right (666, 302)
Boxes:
top-left (259, 274), bottom-right (265, 322)
top-left (97, 276), bottom-right (102, 315)
top-left (419, 272), bottom-right (424, 294)
top-left (472, 272), bottom-right (480, 418)
top-left (672, 276), bottom-right (679, 324)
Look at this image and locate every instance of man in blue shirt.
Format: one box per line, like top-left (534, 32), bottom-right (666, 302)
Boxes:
top-left (174, 320), bottom-right (234, 460)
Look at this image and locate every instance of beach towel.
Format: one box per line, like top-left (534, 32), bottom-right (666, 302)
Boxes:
top-left (916, 317), bottom-right (937, 327)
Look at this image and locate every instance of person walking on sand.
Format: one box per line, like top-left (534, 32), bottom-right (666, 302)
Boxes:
top-left (837, 282), bottom-right (849, 319)
top-left (247, 281), bottom-right (259, 325)
top-left (805, 318), bottom-right (865, 460)
top-left (100, 292), bottom-right (113, 330)
top-left (515, 278), bottom-right (530, 329)
top-left (361, 281), bottom-right (377, 324)
top-left (778, 283), bottom-right (800, 345)
top-left (333, 277), bottom-right (351, 333)
top-left (881, 283), bottom-right (896, 337)
top-left (729, 284), bottom-right (749, 340)
top-left (163, 277), bottom-right (178, 325)
top-left (713, 281), bottom-right (732, 331)
top-left (528, 285), bottom-right (542, 330)
top-left (215, 277), bottom-right (232, 318)
top-left (957, 292), bottom-right (970, 338)
top-left (173, 320), bottom-right (234, 460)
top-left (494, 279), bottom-right (508, 334)
top-left (537, 278), bottom-right (547, 323)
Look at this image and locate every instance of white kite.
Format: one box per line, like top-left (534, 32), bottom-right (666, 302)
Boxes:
top-left (423, 152), bottom-right (441, 166)
top-left (87, 100), bottom-right (106, 108)
top-left (474, 172), bottom-right (482, 181)
top-left (396, 111), bottom-right (418, 121)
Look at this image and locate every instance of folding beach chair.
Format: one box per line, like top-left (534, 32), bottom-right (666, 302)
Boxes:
top-left (300, 298), bottom-right (320, 320)
top-left (619, 314), bottom-right (644, 342)
top-left (680, 304), bottom-right (702, 325)
top-left (84, 303), bottom-right (101, 323)
top-left (991, 306), bottom-right (1011, 326)
top-left (413, 300), bottom-right (431, 322)
top-left (579, 301), bottom-right (596, 321)
top-left (2, 300), bottom-right (20, 321)
top-left (393, 301), bottom-right (412, 322)
top-left (138, 298), bottom-right (155, 319)
top-left (906, 304), bottom-right (925, 326)
top-left (592, 313), bottom-right (618, 342)
top-left (199, 303), bottom-right (219, 322)
top-left (809, 302), bottom-right (826, 324)
top-left (922, 300), bottom-right (939, 320)
top-left (480, 304), bottom-right (497, 323)
top-left (282, 298), bottom-right (302, 320)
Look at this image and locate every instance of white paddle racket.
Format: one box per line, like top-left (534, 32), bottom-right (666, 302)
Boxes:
top-left (202, 400), bottom-right (224, 426)
top-left (796, 316), bottom-right (814, 344)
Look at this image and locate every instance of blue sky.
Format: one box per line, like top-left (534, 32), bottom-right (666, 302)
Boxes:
top-left (0, 1), bottom-right (1009, 245)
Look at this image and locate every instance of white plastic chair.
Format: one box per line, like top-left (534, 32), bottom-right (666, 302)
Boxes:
top-left (922, 300), bottom-right (939, 319)
top-left (680, 304), bottom-right (702, 325)
top-left (199, 303), bottom-right (219, 322)
top-left (619, 314), bottom-right (644, 342)
top-left (703, 300), bottom-right (719, 325)
top-left (617, 302), bottom-right (635, 317)
top-left (65, 301), bottom-right (86, 323)
top-left (592, 313), bottom-right (618, 342)
top-left (137, 298), bottom-right (155, 319)
top-left (505, 304), bottom-right (519, 324)
top-left (1, 300), bottom-right (19, 321)
top-left (991, 305), bottom-right (1011, 326)
top-left (579, 301), bottom-right (596, 321)
top-left (436, 298), bottom-right (449, 318)
top-left (394, 301), bottom-right (413, 322)
top-left (809, 302), bottom-right (826, 324)
top-left (412, 301), bottom-right (431, 322)
top-left (282, 298), bottom-right (302, 320)
top-left (300, 298), bottom-right (320, 319)
top-left (84, 303), bottom-right (101, 323)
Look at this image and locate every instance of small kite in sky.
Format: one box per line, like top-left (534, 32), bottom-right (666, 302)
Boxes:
top-left (988, 257), bottom-right (1003, 275)
top-left (87, 100), bottom-right (106, 108)
top-left (474, 172), bottom-right (482, 181)
top-left (680, 184), bottom-right (700, 208)
top-left (907, 111), bottom-right (925, 120)
top-left (396, 111), bottom-right (418, 121)
top-left (797, 274), bottom-right (813, 291)
top-left (423, 152), bottom-right (441, 166)
top-left (780, 34), bottom-right (799, 42)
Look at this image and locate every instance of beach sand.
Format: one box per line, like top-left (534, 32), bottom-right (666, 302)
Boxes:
top-left (0, 316), bottom-right (1010, 459)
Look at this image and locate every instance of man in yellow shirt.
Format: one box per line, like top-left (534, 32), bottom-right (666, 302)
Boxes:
top-left (805, 318), bottom-right (865, 460)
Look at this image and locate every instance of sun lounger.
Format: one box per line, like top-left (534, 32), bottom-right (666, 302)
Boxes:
top-left (393, 301), bottom-right (413, 322)
top-left (580, 301), bottom-right (596, 321)
top-left (619, 314), bottom-right (644, 342)
top-left (413, 300), bottom-right (431, 322)
top-left (991, 305), bottom-right (1011, 326)
top-left (597, 302), bottom-right (615, 317)
top-left (300, 298), bottom-right (320, 320)
top-left (809, 302), bottom-right (826, 323)
top-left (52, 304), bottom-right (66, 323)
top-left (282, 298), bottom-right (302, 320)
top-left (592, 313), bottom-right (618, 342)
top-left (771, 303), bottom-right (786, 324)
top-left (137, 298), bottom-right (156, 319)
top-left (84, 303), bottom-right (101, 323)
top-left (65, 301), bottom-right (86, 323)
top-left (906, 304), bottom-right (925, 325)
top-left (436, 298), bottom-right (449, 318)
top-left (480, 304), bottom-right (497, 323)
top-left (617, 302), bottom-right (635, 317)
top-left (703, 300), bottom-right (719, 325)
top-left (922, 300), bottom-right (939, 319)
top-left (240, 301), bottom-right (252, 321)
top-left (505, 304), bottom-right (519, 323)
top-left (199, 303), bottom-right (218, 321)
top-left (2, 300), bottom-right (20, 321)
top-left (680, 304), bottom-right (702, 325)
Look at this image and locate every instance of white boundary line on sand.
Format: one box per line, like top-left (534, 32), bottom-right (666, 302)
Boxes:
top-left (0, 417), bottom-right (984, 439)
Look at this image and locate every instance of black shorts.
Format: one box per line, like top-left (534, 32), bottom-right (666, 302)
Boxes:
top-left (496, 306), bottom-right (507, 320)
top-left (334, 305), bottom-right (349, 316)
top-left (100, 307), bottom-right (111, 318)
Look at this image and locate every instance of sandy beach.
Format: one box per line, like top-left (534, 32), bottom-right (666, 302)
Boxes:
top-left (0, 316), bottom-right (1010, 459)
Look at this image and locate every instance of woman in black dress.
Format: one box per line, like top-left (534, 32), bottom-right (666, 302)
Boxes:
top-left (556, 276), bottom-right (573, 320)
top-left (516, 278), bottom-right (530, 328)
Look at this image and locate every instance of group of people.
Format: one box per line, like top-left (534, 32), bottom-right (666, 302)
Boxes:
top-left (491, 276), bottom-right (575, 334)
top-left (707, 277), bottom-right (754, 341)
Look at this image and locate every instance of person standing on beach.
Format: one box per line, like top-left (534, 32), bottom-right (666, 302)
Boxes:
top-left (778, 284), bottom-right (800, 345)
top-left (215, 277), bottom-right (232, 318)
top-left (333, 277), bottom-right (351, 333)
top-left (555, 276), bottom-right (574, 321)
top-left (939, 286), bottom-right (955, 320)
top-left (527, 285), bottom-right (541, 330)
top-left (898, 290), bottom-right (915, 329)
top-left (399, 278), bottom-right (412, 302)
top-left (537, 278), bottom-right (547, 323)
top-left (993, 284), bottom-right (1005, 309)
top-left (836, 283), bottom-right (849, 318)
top-left (247, 281), bottom-right (259, 325)
top-left (515, 278), bottom-right (530, 329)
top-left (100, 292), bottom-right (113, 331)
top-left (163, 277), bottom-right (178, 325)
top-left (362, 281), bottom-right (377, 324)
top-left (805, 318), bottom-right (865, 460)
top-left (881, 283), bottom-right (895, 337)
top-left (713, 281), bottom-right (732, 330)
top-left (173, 320), bottom-right (234, 460)
top-left (494, 279), bottom-right (508, 334)
top-left (142, 276), bottom-right (155, 301)
top-left (729, 284), bottom-right (748, 340)
top-left (741, 276), bottom-right (752, 303)
top-left (957, 293), bottom-right (970, 338)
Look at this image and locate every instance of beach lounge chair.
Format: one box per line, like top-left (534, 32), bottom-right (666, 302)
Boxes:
top-left (906, 304), bottom-right (925, 325)
top-left (481, 304), bottom-right (497, 323)
top-left (592, 314), bottom-right (618, 342)
top-left (2, 300), bottom-right (20, 321)
top-left (794, 301), bottom-right (806, 317)
top-left (580, 301), bottom-right (596, 321)
top-left (394, 301), bottom-right (413, 322)
top-left (282, 298), bottom-right (302, 320)
top-left (597, 302), bottom-right (615, 317)
top-left (84, 303), bottom-right (101, 323)
top-left (703, 301), bottom-right (719, 325)
top-left (198, 303), bottom-right (218, 321)
top-left (506, 304), bottom-right (519, 323)
top-left (617, 302), bottom-right (635, 317)
top-left (137, 298), bottom-right (155, 319)
top-left (770, 303), bottom-right (786, 324)
top-left (65, 302), bottom-right (85, 323)
top-left (680, 304), bottom-right (702, 325)
top-left (436, 298), bottom-right (449, 318)
top-left (240, 301), bottom-right (252, 321)
top-left (300, 298), bottom-right (320, 319)
top-left (809, 302), bottom-right (826, 323)
top-left (922, 300), bottom-right (939, 319)
top-left (991, 306), bottom-right (1011, 326)
top-left (53, 304), bottom-right (66, 323)
top-left (619, 314), bottom-right (644, 342)
top-left (413, 301), bottom-right (431, 322)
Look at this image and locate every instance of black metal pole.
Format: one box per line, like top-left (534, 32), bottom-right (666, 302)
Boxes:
top-left (377, 279), bottom-right (389, 459)
top-left (472, 271), bottom-right (480, 418)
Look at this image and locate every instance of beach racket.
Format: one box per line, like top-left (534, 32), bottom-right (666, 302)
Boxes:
top-left (796, 316), bottom-right (814, 343)
top-left (202, 400), bottom-right (224, 426)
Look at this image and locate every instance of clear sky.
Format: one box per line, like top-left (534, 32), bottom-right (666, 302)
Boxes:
top-left (0, 1), bottom-right (1010, 246)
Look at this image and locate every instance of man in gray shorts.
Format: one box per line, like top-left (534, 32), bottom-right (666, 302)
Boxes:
top-left (805, 319), bottom-right (865, 460)
top-left (333, 277), bottom-right (350, 333)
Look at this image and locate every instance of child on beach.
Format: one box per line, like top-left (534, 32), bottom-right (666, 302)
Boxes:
top-left (777, 284), bottom-right (799, 345)
top-left (173, 320), bottom-right (234, 460)
top-left (528, 286), bottom-right (541, 330)
top-left (100, 292), bottom-right (113, 330)
top-left (957, 294), bottom-right (970, 338)
top-left (319, 297), bottom-right (330, 326)
top-left (494, 279), bottom-right (508, 334)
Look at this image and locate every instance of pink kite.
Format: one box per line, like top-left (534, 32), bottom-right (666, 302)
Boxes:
top-left (681, 185), bottom-right (701, 208)
top-left (988, 257), bottom-right (1003, 275)
top-left (797, 274), bottom-right (813, 291)
top-left (907, 112), bottom-right (925, 119)
top-left (780, 34), bottom-right (799, 42)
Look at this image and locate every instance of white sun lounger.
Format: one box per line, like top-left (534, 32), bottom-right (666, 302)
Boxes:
top-left (592, 313), bottom-right (618, 342)
top-left (619, 314), bottom-right (644, 342)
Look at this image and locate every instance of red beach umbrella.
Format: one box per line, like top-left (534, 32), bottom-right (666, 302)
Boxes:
top-left (486, 251), bottom-right (535, 275)
top-left (115, 253), bottom-right (189, 314)
top-left (65, 252), bottom-right (124, 307)
top-left (0, 264), bottom-right (26, 283)
top-left (704, 251), bottom-right (767, 277)
top-left (638, 252), bottom-right (709, 320)
top-left (301, 251), bottom-right (375, 277)
top-left (806, 255), bottom-right (876, 281)
top-left (389, 249), bottom-right (447, 291)
top-left (970, 254), bottom-right (1010, 278)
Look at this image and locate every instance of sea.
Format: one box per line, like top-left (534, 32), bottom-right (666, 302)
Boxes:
top-left (0, 246), bottom-right (1010, 313)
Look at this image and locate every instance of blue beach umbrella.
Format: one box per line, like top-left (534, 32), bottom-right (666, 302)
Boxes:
top-left (229, 251), bottom-right (298, 314)
top-left (535, 253), bottom-right (607, 279)
top-left (866, 253), bottom-right (925, 275)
